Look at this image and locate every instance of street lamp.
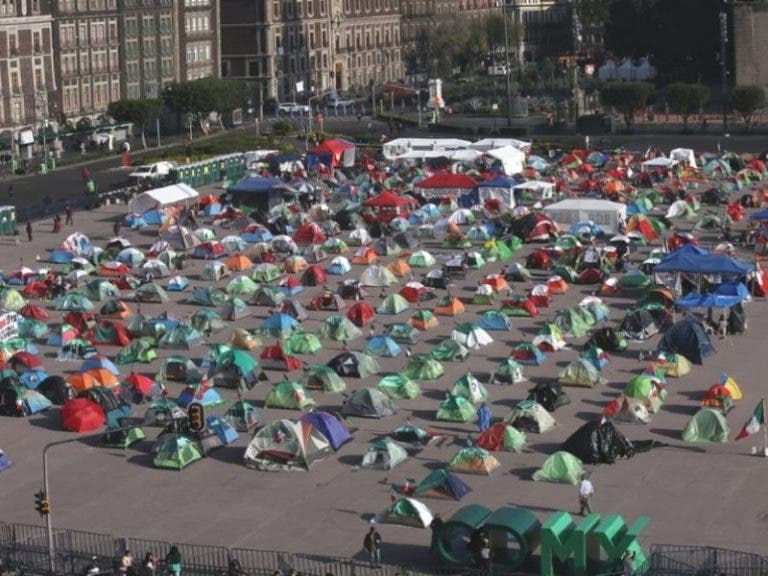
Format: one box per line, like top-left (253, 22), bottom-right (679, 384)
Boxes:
top-left (35, 93), bottom-right (48, 167)
top-left (719, 4), bottom-right (729, 135)
top-left (329, 13), bottom-right (342, 92)
top-left (497, 0), bottom-right (514, 128)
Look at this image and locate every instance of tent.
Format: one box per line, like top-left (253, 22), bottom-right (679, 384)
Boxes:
top-left (451, 373), bottom-right (488, 403)
top-left (511, 343), bottom-right (547, 366)
top-left (347, 301), bottom-right (376, 327)
top-left (476, 422), bottom-right (527, 452)
top-left (129, 183), bottom-right (199, 214)
top-left (389, 425), bottom-right (434, 450)
top-left (533, 324), bottom-right (567, 352)
top-left (377, 294), bottom-right (410, 315)
top-left (226, 400), bottom-right (260, 431)
top-left (431, 339), bottom-right (470, 362)
top-left (320, 315), bottom-right (362, 342)
top-left (447, 447), bottom-right (499, 475)
top-left (153, 435), bottom-right (204, 470)
top-left (532, 451), bottom-right (585, 485)
top-left (380, 497), bottom-right (434, 528)
top-left (328, 352), bottom-right (380, 378)
top-left (37, 376), bottom-right (75, 405)
top-left (385, 322), bottom-right (420, 344)
top-left (60, 397), bottom-right (106, 432)
top-left (561, 420), bottom-right (635, 464)
top-left (402, 354), bottom-right (444, 380)
top-left (156, 355), bottom-right (203, 384)
top-left (527, 382), bottom-right (570, 413)
top-left (142, 398), bottom-right (186, 426)
top-left (363, 190), bottom-right (418, 223)
top-left (505, 400), bottom-right (557, 433)
top-left (489, 359), bottom-right (525, 385)
top-left (361, 438), bottom-right (409, 469)
top-left (265, 380), bottom-right (315, 409)
top-left (259, 342), bottom-right (303, 371)
top-left (451, 323), bottom-right (493, 349)
top-left (436, 394), bottom-right (476, 422)
top-left (682, 408), bottom-right (729, 443)
top-left (558, 359), bottom-right (605, 388)
top-left (341, 388), bottom-right (397, 418)
top-left (244, 419), bottom-right (331, 470)
top-left (365, 335), bottom-right (402, 358)
top-left (226, 174), bottom-right (285, 211)
top-left (284, 331), bottom-right (322, 355)
top-left (212, 349), bottom-right (261, 391)
top-left (176, 384), bottom-right (224, 409)
top-left (657, 317), bottom-right (714, 365)
top-left (260, 312), bottom-right (300, 339)
top-left (412, 469), bottom-right (472, 500)
top-left (543, 199), bottom-right (627, 234)
top-left (553, 307), bottom-right (594, 338)
top-left (305, 364), bottom-right (347, 393)
top-left (360, 264), bottom-right (398, 287)
top-left (300, 411), bottom-right (352, 450)
top-left (377, 373), bottom-right (421, 399)
top-left (100, 426), bottom-right (146, 449)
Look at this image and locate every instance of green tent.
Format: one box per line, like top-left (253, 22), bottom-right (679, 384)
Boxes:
top-left (385, 322), bottom-right (420, 344)
top-left (361, 438), bottom-right (409, 469)
top-left (431, 339), bottom-right (470, 362)
top-left (558, 359), bottom-right (605, 388)
top-left (219, 297), bottom-right (250, 321)
top-left (490, 359), bottom-right (525, 385)
top-left (213, 349), bottom-right (260, 390)
top-left (251, 263), bottom-right (282, 283)
top-left (84, 279), bottom-right (119, 301)
top-left (436, 394), bottom-right (476, 423)
top-left (157, 325), bottom-right (202, 350)
top-left (202, 261), bottom-right (229, 282)
top-left (187, 286), bottom-right (227, 307)
top-left (380, 497), bottom-right (434, 528)
top-left (377, 374), bottom-right (422, 399)
top-left (341, 388), bottom-right (398, 418)
top-left (624, 375), bottom-right (665, 412)
top-left (553, 264), bottom-right (577, 283)
top-left (101, 427), bottom-right (146, 448)
top-left (115, 337), bottom-right (157, 365)
top-left (482, 239), bottom-right (514, 262)
top-left (376, 294), bottom-right (410, 315)
top-left (682, 408), bottom-right (729, 443)
top-left (532, 451), bottom-right (585, 485)
top-left (55, 292), bottom-right (92, 312)
top-left (401, 354), bottom-right (444, 380)
top-left (135, 283), bottom-right (170, 303)
top-left (553, 307), bottom-right (594, 338)
top-left (226, 275), bottom-right (259, 296)
top-left (153, 435), bottom-right (203, 470)
top-left (190, 310), bottom-right (226, 335)
top-left (305, 364), bottom-right (347, 393)
top-left (620, 269), bottom-right (652, 289)
top-left (408, 250), bottom-right (437, 267)
top-left (156, 355), bottom-right (203, 384)
top-left (252, 286), bottom-right (286, 307)
top-left (472, 285), bottom-right (496, 305)
top-left (451, 373), bottom-right (489, 403)
top-left (320, 315), bottom-right (363, 341)
top-left (18, 318), bottom-right (49, 340)
top-left (447, 447), bottom-right (499, 475)
top-left (478, 423), bottom-right (527, 452)
top-left (285, 331), bottom-right (323, 355)
top-left (265, 380), bottom-right (316, 410)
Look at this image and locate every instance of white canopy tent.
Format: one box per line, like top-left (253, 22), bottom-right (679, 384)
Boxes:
top-left (543, 199), bottom-right (627, 234)
top-left (512, 180), bottom-right (556, 201)
top-left (484, 146), bottom-right (526, 175)
top-left (128, 183), bottom-right (199, 214)
top-left (392, 149), bottom-right (481, 167)
top-left (669, 148), bottom-right (697, 167)
top-left (382, 138), bottom-right (472, 161)
top-left (641, 157), bottom-right (678, 172)
top-left (470, 138), bottom-right (531, 152)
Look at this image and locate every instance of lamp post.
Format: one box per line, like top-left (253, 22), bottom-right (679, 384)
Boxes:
top-left (719, 4), bottom-right (729, 135)
top-left (35, 93), bottom-right (48, 167)
top-left (329, 13), bottom-right (342, 92)
top-left (572, 0), bottom-right (583, 130)
top-left (498, 0), bottom-right (514, 128)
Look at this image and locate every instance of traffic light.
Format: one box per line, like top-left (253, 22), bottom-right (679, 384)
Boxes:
top-left (41, 499), bottom-right (50, 515)
top-left (187, 401), bottom-right (206, 433)
top-left (34, 490), bottom-right (46, 516)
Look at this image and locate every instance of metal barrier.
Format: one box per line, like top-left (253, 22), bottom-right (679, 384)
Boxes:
top-left (648, 545), bottom-right (768, 576)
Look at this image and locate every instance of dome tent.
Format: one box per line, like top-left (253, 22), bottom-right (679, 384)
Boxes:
top-left (412, 469), bottom-right (472, 500)
top-left (533, 451), bottom-right (585, 485)
top-left (402, 354), bottom-right (444, 380)
top-left (505, 400), bottom-right (557, 433)
top-left (476, 422), bottom-right (527, 452)
top-left (451, 372), bottom-right (489, 403)
top-left (558, 359), bottom-right (605, 388)
top-left (489, 359), bottom-right (525, 385)
top-left (447, 447), bottom-right (500, 475)
top-left (561, 420), bottom-right (635, 464)
top-left (436, 394), bottom-right (476, 423)
top-left (342, 388), bottom-right (397, 418)
top-left (361, 437), bottom-right (409, 469)
top-left (265, 380), bottom-right (316, 410)
top-left (300, 411), bottom-right (352, 451)
top-left (379, 497), bottom-right (434, 528)
top-left (682, 408), bottom-right (729, 443)
top-left (305, 365), bottom-right (347, 393)
top-left (327, 352), bottom-right (380, 378)
top-left (377, 374), bottom-right (421, 399)
top-left (431, 339), bottom-right (470, 362)
top-left (527, 382), bottom-right (570, 413)
top-left (244, 419), bottom-right (331, 470)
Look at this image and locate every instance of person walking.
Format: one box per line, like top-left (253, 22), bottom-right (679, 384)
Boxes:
top-left (429, 514), bottom-right (444, 552)
top-left (578, 474), bottom-right (594, 515)
top-left (25, 220), bottom-right (32, 241)
top-left (363, 525), bottom-right (382, 567)
top-left (65, 204), bottom-right (73, 226)
top-left (141, 552), bottom-right (157, 576)
top-left (479, 538), bottom-right (491, 574)
top-left (165, 546), bottom-right (182, 576)
top-left (477, 402), bottom-right (492, 433)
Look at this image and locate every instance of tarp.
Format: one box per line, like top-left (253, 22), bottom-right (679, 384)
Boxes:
top-left (561, 420), bottom-right (635, 464)
top-left (655, 245), bottom-right (752, 274)
top-left (676, 282), bottom-right (750, 309)
top-left (129, 183), bottom-right (199, 214)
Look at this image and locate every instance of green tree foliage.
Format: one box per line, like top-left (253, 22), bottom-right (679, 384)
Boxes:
top-left (730, 85), bottom-right (766, 131)
top-left (599, 82), bottom-right (654, 130)
top-left (665, 83), bottom-right (710, 131)
top-left (106, 98), bottom-right (163, 149)
top-left (163, 78), bottom-right (249, 133)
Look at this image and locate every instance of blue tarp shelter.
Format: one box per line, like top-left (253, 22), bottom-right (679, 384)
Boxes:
top-left (227, 174), bottom-right (284, 211)
top-left (655, 244), bottom-right (751, 274)
top-left (676, 282), bottom-right (750, 309)
top-left (657, 316), bottom-right (714, 365)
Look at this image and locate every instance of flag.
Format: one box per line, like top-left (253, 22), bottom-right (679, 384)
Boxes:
top-left (736, 400), bottom-right (765, 441)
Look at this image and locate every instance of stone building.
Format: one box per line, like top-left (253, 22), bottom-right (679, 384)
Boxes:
top-left (733, 1), bottom-right (768, 95)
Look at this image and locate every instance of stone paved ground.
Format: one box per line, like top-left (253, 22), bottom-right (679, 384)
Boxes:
top-left (1, 182), bottom-right (768, 568)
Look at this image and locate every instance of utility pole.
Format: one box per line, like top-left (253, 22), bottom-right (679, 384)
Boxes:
top-left (719, 4), bottom-right (729, 135)
top-left (499, 0), bottom-right (513, 128)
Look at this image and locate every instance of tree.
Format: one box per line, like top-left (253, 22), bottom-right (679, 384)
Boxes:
top-left (107, 98), bottom-right (163, 149)
top-left (665, 82), bottom-right (710, 132)
top-left (599, 82), bottom-right (654, 130)
top-left (730, 85), bottom-right (766, 131)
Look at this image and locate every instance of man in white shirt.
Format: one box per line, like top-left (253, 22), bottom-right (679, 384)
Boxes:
top-left (578, 475), bottom-right (594, 515)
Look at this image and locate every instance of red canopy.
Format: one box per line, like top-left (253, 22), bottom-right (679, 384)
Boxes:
top-left (310, 138), bottom-right (356, 168)
top-left (415, 173), bottom-right (477, 189)
top-left (364, 190), bottom-right (416, 208)
top-left (61, 398), bottom-right (106, 432)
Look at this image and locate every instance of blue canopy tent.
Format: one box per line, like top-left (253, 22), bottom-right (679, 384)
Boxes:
top-left (654, 245), bottom-right (751, 275)
top-left (749, 208), bottom-right (768, 221)
top-left (477, 176), bottom-right (522, 210)
top-left (676, 282), bottom-right (750, 310)
top-left (226, 173), bottom-right (284, 212)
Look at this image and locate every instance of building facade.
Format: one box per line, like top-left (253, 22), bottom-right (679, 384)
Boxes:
top-left (0, 0), bottom-right (55, 132)
top-left (733, 2), bottom-right (768, 96)
top-left (221, 0), bottom-right (403, 101)
top-left (176, 0), bottom-right (220, 81)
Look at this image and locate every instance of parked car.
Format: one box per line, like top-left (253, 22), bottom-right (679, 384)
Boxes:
top-left (278, 102), bottom-right (310, 114)
top-left (127, 161), bottom-right (175, 188)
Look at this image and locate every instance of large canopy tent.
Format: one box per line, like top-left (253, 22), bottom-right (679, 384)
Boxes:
top-left (128, 183), bottom-right (199, 215)
top-left (225, 173), bottom-right (284, 211)
top-left (414, 173), bottom-right (477, 200)
top-left (543, 199), bottom-right (627, 235)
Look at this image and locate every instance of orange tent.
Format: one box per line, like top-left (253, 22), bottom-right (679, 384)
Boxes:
top-left (433, 297), bottom-right (465, 316)
top-left (604, 180), bottom-right (625, 195)
top-left (85, 368), bottom-right (120, 388)
top-left (351, 246), bottom-right (378, 265)
top-left (226, 254), bottom-right (253, 272)
top-left (409, 311), bottom-right (440, 331)
top-left (284, 256), bottom-right (309, 273)
top-left (198, 194), bottom-right (219, 206)
top-left (388, 259), bottom-right (411, 277)
top-left (547, 276), bottom-right (569, 295)
top-left (68, 373), bottom-right (98, 392)
top-left (482, 274), bottom-right (509, 293)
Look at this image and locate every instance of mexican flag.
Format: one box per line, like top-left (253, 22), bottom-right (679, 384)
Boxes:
top-left (736, 400), bottom-right (765, 441)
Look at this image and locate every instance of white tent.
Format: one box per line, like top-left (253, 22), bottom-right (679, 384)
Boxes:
top-left (635, 57), bottom-right (657, 80)
top-left (543, 199), bottom-right (627, 234)
top-left (669, 148), bottom-right (697, 167)
top-left (393, 149), bottom-right (481, 167)
top-left (129, 183), bottom-right (199, 214)
top-left (617, 58), bottom-right (635, 80)
top-left (512, 180), bottom-right (556, 201)
top-left (598, 60), bottom-right (618, 81)
top-left (641, 157), bottom-right (678, 172)
top-left (484, 146), bottom-right (526, 175)
top-left (471, 138), bottom-right (531, 152)
top-left (382, 138), bottom-right (472, 161)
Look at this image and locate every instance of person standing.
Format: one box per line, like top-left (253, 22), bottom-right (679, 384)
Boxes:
top-left (578, 474), bottom-right (594, 515)
top-left (165, 546), bottom-right (182, 576)
top-left (119, 550), bottom-right (134, 576)
top-left (26, 220), bottom-right (32, 241)
top-left (65, 204), bottom-right (73, 225)
top-left (623, 550), bottom-right (636, 576)
top-left (141, 552), bottom-right (156, 576)
top-left (363, 525), bottom-right (382, 567)
top-left (479, 538), bottom-right (491, 574)
top-left (429, 514), bottom-right (444, 552)
top-left (477, 402), bottom-right (492, 433)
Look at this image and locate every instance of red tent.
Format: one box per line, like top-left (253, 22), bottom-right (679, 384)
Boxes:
top-left (363, 190), bottom-right (417, 223)
top-left (259, 342), bottom-right (302, 371)
top-left (301, 265), bottom-right (327, 286)
top-left (399, 282), bottom-right (430, 303)
top-left (476, 422), bottom-right (513, 451)
top-left (61, 398), bottom-right (106, 432)
top-left (310, 138), bottom-right (356, 168)
top-left (86, 320), bottom-right (132, 346)
top-left (346, 301), bottom-right (376, 327)
top-left (63, 311), bottom-right (96, 334)
top-left (415, 173), bottom-right (477, 190)
top-left (292, 222), bottom-right (326, 246)
top-left (124, 372), bottom-right (157, 395)
top-left (10, 351), bottom-right (43, 370)
top-left (19, 304), bottom-right (49, 321)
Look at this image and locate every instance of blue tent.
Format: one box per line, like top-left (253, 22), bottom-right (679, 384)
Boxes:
top-left (260, 312), bottom-right (299, 338)
top-left (327, 259), bottom-right (351, 275)
top-left (81, 355), bottom-right (120, 376)
top-left (364, 335), bottom-right (402, 357)
top-left (20, 389), bottom-right (52, 415)
top-left (241, 228), bottom-right (273, 243)
top-left (0, 450), bottom-right (11, 472)
top-left (143, 209), bottom-right (168, 226)
top-left (300, 411), bottom-right (352, 451)
top-left (227, 174), bottom-right (284, 210)
top-left (206, 416), bottom-right (240, 444)
top-left (203, 203), bottom-right (223, 217)
top-left (657, 317), bottom-right (714, 365)
top-left (655, 244), bottom-right (751, 275)
top-left (167, 276), bottom-right (191, 292)
top-left (19, 369), bottom-right (47, 390)
top-left (49, 250), bottom-right (76, 264)
top-left (478, 311), bottom-right (513, 331)
top-left (177, 386), bottom-right (224, 408)
top-left (676, 282), bottom-right (750, 310)
top-left (750, 208), bottom-right (768, 220)
top-left (124, 214), bottom-right (147, 229)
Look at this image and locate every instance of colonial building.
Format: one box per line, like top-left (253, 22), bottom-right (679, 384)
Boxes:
top-left (176, 0), bottom-right (220, 81)
top-left (221, 0), bottom-right (403, 101)
top-left (733, 1), bottom-right (768, 96)
top-left (0, 0), bottom-right (55, 130)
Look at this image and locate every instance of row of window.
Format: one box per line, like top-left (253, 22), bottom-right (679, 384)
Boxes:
top-left (184, 13), bottom-right (211, 34)
top-left (7, 30), bottom-right (46, 55)
top-left (59, 0), bottom-right (118, 12)
top-left (61, 75), bottom-right (120, 113)
top-left (58, 19), bottom-right (119, 49)
top-left (4, 66), bottom-right (47, 95)
top-left (186, 41), bottom-right (211, 63)
top-left (275, 23), bottom-right (399, 53)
